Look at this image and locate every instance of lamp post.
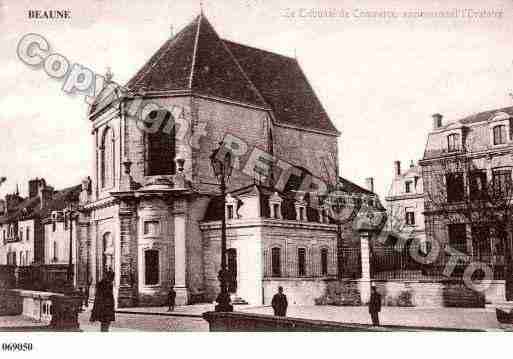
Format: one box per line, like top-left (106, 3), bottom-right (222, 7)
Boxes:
top-left (64, 203), bottom-right (77, 289)
top-left (210, 143), bottom-right (234, 312)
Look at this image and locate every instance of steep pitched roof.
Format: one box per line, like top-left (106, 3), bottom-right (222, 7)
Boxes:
top-left (126, 15), bottom-right (267, 108)
top-left (224, 40), bottom-right (337, 133)
top-left (124, 14), bottom-right (338, 133)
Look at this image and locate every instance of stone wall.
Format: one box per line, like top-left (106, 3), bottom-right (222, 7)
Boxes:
top-left (318, 279), bottom-right (497, 308)
top-left (263, 278), bottom-right (329, 305)
top-left (273, 125), bottom-right (338, 184)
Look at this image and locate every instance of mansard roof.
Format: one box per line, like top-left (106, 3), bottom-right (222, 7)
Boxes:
top-left (125, 14), bottom-right (338, 134)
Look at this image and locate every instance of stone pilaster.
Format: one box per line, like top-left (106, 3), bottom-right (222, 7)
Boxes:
top-left (173, 198), bottom-right (189, 305)
top-left (77, 218), bottom-right (90, 287)
top-left (359, 232), bottom-right (371, 304)
top-left (117, 200), bottom-right (136, 307)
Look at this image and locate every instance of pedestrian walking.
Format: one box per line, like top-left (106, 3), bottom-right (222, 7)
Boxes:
top-left (271, 286), bottom-right (288, 317)
top-left (168, 286), bottom-right (176, 312)
top-left (90, 269), bottom-right (115, 332)
top-left (369, 285), bottom-right (382, 326)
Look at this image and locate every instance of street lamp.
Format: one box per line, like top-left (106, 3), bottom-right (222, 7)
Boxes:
top-left (210, 143), bottom-right (234, 312)
top-left (64, 202), bottom-right (78, 291)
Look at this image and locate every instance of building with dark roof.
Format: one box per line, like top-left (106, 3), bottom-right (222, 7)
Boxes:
top-left (0, 179), bottom-right (80, 272)
top-left (79, 13), bottom-right (381, 307)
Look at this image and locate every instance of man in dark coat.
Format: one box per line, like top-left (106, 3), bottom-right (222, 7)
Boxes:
top-left (369, 285), bottom-right (382, 326)
top-left (168, 286), bottom-right (176, 312)
top-left (271, 286), bottom-right (288, 317)
top-left (90, 270), bottom-right (115, 332)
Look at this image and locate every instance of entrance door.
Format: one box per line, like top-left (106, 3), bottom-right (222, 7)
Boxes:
top-left (227, 248), bottom-right (237, 293)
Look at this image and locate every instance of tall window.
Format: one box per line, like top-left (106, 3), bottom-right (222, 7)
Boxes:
top-left (100, 127), bottom-right (115, 188)
top-left (26, 227), bottom-right (29, 241)
top-left (146, 110), bottom-right (176, 176)
top-left (25, 250), bottom-right (30, 265)
top-left (320, 248), bottom-right (328, 276)
top-left (493, 125), bottom-right (507, 145)
top-left (470, 171), bottom-right (487, 200)
top-left (226, 205), bottom-right (234, 220)
top-left (52, 241), bottom-right (58, 261)
top-left (405, 210), bottom-right (415, 226)
top-left (298, 248), bottom-right (306, 276)
top-left (472, 225), bottom-right (491, 261)
top-left (446, 172), bottom-right (465, 203)
top-left (405, 181), bottom-right (412, 193)
top-left (447, 133), bottom-right (460, 152)
top-left (448, 223), bottom-right (467, 253)
top-left (144, 250), bottom-right (159, 285)
top-left (493, 170), bottom-right (512, 196)
top-left (271, 247), bottom-right (281, 277)
top-left (273, 203), bottom-right (280, 219)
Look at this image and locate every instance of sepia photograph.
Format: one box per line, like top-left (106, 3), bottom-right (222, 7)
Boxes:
top-left (1, 0), bottom-right (513, 355)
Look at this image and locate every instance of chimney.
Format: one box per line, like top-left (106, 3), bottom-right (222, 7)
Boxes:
top-left (394, 161), bottom-right (401, 176)
top-left (37, 179), bottom-right (53, 209)
top-left (365, 177), bottom-right (374, 193)
top-left (432, 113), bottom-right (443, 129)
top-left (28, 178), bottom-right (40, 198)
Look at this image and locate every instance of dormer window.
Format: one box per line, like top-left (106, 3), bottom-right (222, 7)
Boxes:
top-left (227, 205), bottom-right (234, 220)
top-left (295, 193), bottom-right (307, 222)
top-left (493, 125), bottom-right (507, 145)
top-left (269, 192), bottom-right (283, 220)
top-left (225, 193), bottom-right (238, 220)
top-left (447, 133), bottom-right (460, 152)
top-left (405, 181), bottom-right (412, 193)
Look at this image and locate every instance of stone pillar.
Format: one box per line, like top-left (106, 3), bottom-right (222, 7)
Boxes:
top-left (77, 219), bottom-right (90, 287)
top-left (173, 199), bottom-right (189, 305)
top-left (117, 200), bottom-right (136, 307)
top-left (359, 231), bottom-right (371, 304)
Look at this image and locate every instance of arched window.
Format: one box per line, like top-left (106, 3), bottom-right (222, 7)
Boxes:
top-left (103, 232), bottom-right (114, 273)
top-left (100, 127), bottom-right (115, 188)
top-left (271, 247), bottom-right (281, 277)
top-left (321, 248), bottom-right (329, 276)
top-left (146, 110), bottom-right (176, 176)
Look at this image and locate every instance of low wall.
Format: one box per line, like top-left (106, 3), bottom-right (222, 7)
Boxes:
top-left (201, 311), bottom-right (482, 332)
top-left (0, 289), bottom-right (81, 330)
top-left (318, 280), bottom-right (502, 307)
top-left (263, 279), bottom-right (330, 305)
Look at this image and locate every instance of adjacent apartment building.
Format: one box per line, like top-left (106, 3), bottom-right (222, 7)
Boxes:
top-left (420, 109), bottom-right (513, 301)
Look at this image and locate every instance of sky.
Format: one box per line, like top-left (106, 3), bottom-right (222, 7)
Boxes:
top-left (1, 0), bottom-right (513, 200)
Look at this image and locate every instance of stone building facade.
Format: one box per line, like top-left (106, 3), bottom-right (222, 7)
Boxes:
top-left (384, 160), bottom-right (426, 249)
top-left (75, 13), bottom-right (384, 307)
top-left (0, 179), bottom-right (80, 272)
top-left (420, 109), bottom-right (513, 302)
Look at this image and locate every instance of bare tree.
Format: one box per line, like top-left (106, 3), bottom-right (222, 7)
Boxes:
top-left (422, 148), bottom-right (513, 296)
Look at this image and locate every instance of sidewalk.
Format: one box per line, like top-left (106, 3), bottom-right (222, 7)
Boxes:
top-left (115, 303), bottom-right (216, 317)
top-left (238, 305), bottom-right (510, 331)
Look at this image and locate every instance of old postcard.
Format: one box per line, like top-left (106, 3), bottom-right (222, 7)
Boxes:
top-left (0, 0), bottom-right (513, 356)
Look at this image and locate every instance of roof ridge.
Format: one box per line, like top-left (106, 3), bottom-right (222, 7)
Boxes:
top-left (128, 17), bottom-right (198, 89)
top-left (188, 13), bottom-right (202, 89)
